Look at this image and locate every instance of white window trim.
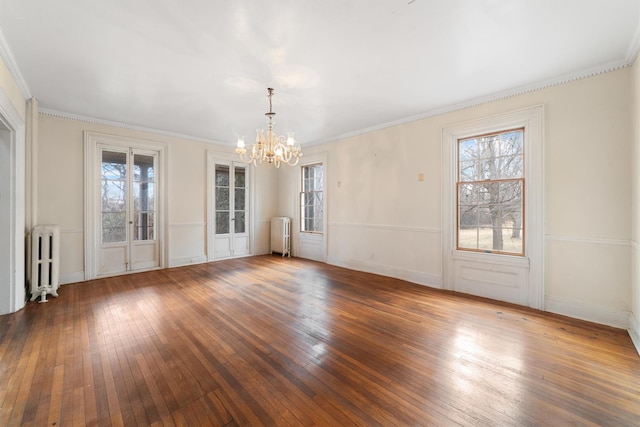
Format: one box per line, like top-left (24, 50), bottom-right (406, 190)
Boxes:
top-left (442, 105), bottom-right (544, 309)
top-left (295, 152), bottom-right (328, 261)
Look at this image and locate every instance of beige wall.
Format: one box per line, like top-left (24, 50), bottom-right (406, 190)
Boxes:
top-left (280, 68), bottom-right (633, 328)
top-left (37, 114), bottom-right (278, 282)
top-left (631, 59), bottom-right (640, 347)
top-left (0, 55), bottom-right (25, 120)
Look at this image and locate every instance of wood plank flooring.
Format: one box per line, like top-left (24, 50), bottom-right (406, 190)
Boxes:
top-left (1, 255), bottom-right (639, 426)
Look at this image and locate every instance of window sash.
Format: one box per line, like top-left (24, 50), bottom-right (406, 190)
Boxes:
top-left (300, 163), bottom-right (324, 234)
top-left (456, 128), bottom-right (525, 256)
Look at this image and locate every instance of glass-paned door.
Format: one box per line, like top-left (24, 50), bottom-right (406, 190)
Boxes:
top-left (213, 162), bottom-right (249, 259)
top-left (99, 146), bottom-right (160, 275)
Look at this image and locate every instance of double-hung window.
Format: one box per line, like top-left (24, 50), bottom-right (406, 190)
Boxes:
top-left (457, 129), bottom-right (524, 256)
top-left (300, 163), bottom-right (324, 233)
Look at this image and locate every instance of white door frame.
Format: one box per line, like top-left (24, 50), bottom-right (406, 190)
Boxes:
top-left (0, 90), bottom-right (25, 314)
top-left (294, 152), bottom-right (328, 262)
top-left (84, 132), bottom-right (168, 280)
top-left (442, 105), bottom-right (544, 309)
top-left (206, 150), bottom-right (254, 261)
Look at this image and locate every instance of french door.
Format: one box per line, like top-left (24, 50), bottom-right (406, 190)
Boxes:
top-left (211, 161), bottom-right (250, 259)
top-left (99, 146), bottom-right (160, 275)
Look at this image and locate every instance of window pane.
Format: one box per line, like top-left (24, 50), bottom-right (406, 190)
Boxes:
top-left (102, 213), bottom-right (126, 243)
top-left (133, 154), bottom-right (154, 182)
top-left (102, 180), bottom-right (126, 212)
top-left (300, 163), bottom-right (324, 233)
top-left (134, 182), bottom-right (155, 210)
top-left (234, 167), bottom-right (246, 188)
top-left (133, 212), bottom-right (155, 241)
top-left (234, 188), bottom-right (245, 211)
top-left (459, 161), bottom-right (477, 182)
top-left (216, 166), bottom-right (229, 186)
top-left (216, 212), bottom-right (229, 234)
top-left (102, 151), bottom-right (127, 179)
top-left (216, 188), bottom-right (229, 210)
top-left (234, 211), bottom-right (245, 233)
top-left (457, 129), bottom-right (524, 255)
top-left (459, 205), bottom-right (478, 228)
top-left (459, 139), bottom-right (477, 161)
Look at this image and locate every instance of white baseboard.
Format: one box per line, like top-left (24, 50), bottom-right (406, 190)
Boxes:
top-left (545, 296), bottom-right (630, 329)
top-left (326, 256), bottom-right (443, 289)
top-left (169, 255), bottom-right (207, 268)
top-left (629, 313), bottom-right (640, 356)
top-left (59, 271), bottom-right (85, 285)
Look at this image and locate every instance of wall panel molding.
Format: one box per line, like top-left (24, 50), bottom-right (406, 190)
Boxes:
top-left (546, 235), bottom-right (631, 247)
top-left (545, 296), bottom-right (630, 329)
top-left (328, 222), bottom-right (440, 234)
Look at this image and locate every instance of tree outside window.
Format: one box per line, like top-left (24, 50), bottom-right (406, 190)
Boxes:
top-left (457, 129), bottom-right (524, 255)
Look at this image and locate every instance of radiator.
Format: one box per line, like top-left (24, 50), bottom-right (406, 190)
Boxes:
top-left (270, 217), bottom-right (291, 257)
top-left (29, 225), bottom-right (60, 303)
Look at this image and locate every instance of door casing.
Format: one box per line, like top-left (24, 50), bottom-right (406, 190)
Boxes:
top-left (84, 132), bottom-right (167, 280)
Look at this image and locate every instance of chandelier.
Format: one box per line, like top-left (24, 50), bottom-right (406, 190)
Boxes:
top-left (235, 87), bottom-right (303, 167)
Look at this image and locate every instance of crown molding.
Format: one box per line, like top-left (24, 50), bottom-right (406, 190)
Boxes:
top-left (0, 27), bottom-right (31, 100)
top-left (309, 58), bottom-right (633, 146)
top-left (33, 54), bottom-right (639, 149)
top-left (39, 108), bottom-right (226, 146)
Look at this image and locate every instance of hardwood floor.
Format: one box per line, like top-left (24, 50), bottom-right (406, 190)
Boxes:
top-left (1, 255), bottom-right (639, 426)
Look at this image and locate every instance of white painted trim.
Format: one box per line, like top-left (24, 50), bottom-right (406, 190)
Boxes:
top-left (169, 256), bottom-right (208, 268)
top-left (327, 256), bottom-right (443, 289)
top-left (328, 222), bottom-right (440, 234)
top-left (629, 313), bottom-right (640, 356)
top-left (546, 235), bottom-right (631, 247)
top-left (545, 296), bottom-right (631, 330)
top-left (84, 132), bottom-right (168, 280)
top-left (295, 153), bottom-right (328, 261)
top-left (41, 108), bottom-right (225, 146)
top-left (630, 240), bottom-right (640, 250)
top-left (206, 151), bottom-right (255, 261)
top-left (0, 86), bottom-right (26, 314)
top-left (25, 98), bottom-right (38, 231)
top-left (450, 250), bottom-right (530, 268)
top-left (442, 105), bottom-right (545, 310)
top-left (0, 27), bottom-right (31, 99)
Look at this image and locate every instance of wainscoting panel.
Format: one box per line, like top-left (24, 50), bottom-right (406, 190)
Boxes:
top-left (327, 222), bottom-right (442, 288)
top-left (169, 222), bottom-right (206, 267)
top-left (545, 235), bottom-right (631, 329)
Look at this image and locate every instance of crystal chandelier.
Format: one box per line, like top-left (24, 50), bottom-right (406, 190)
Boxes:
top-left (235, 88), bottom-right (303, 167)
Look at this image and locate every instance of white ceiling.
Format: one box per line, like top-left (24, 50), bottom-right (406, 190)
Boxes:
top-left (1, 0), bottom-right (639, 146)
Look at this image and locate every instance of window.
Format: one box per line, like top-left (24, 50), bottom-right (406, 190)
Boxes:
top-left (300, 163), bottom-right (324, 233)
top-left (457, 128), bottom-right (524, 255)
